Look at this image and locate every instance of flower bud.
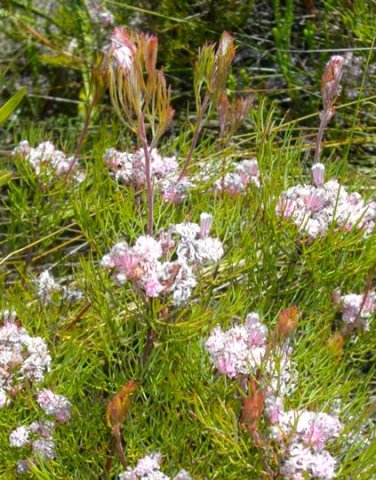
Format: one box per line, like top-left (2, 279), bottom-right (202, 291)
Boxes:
top-left (199, 212), bottom-right (213, 239)
top-left (321, 55), bottom-right (344, 108)
top-left (276, 306), bottom-right (299, 340)
top-left (218, 31), bottom-right (235, 60)
top-left (312, 163), bottom-right (325, 187)
top-left (233, 94), bottom-right (253, 126)
top-left (332, 290), bottom-right (342, 305)
top-left (144, 35), bottom-right (158, 76)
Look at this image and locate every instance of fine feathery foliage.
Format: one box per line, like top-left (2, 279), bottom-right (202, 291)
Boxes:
top-left (0, 2), bottom-right (375, 479)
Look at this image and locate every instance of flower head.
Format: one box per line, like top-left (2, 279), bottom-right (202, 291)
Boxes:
top-left (119, 452), bottom-right (190, 480)
top-left (37, 389), bottom-right (72, 423)
top-left (0, 313), bottom-right (51, 407)
top-left (277, 176), bottom-right (375, 239)
top-left (13, 140), bottom-right (84, 182)
top-left (199, 213), bottom-right (213, 239)
top-left (9, 426), bottom-right (31, 448)
top-left (102, 215), bottom-right (223, 305)
top-left (335, 290), bottom-right (376, 331)
top-left (205, 313), bottom-right (268, 378)
top-left (111, 27), bottom-right (136, 71)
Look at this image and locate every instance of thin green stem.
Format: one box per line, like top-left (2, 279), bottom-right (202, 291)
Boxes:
top-left (178, 92), bottom-right (210, 181)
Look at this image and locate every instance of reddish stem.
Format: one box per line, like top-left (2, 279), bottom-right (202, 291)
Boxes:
top-left (113, 426), bottom-right (127, 469)
top-left (313, 113), bottom-right (326, 165)
top-left (139, 113), bottom-right (154, 237)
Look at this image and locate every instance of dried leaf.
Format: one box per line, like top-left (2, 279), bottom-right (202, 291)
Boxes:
top-left (239, 380), bottom-right (265, 437)
top-left (327, 332), bottom-right (344, 361)
top-left (106, 380), bottom-right (137, 469)
top-left (106, 379), bottom-right (137, 432)
top-left (276, 306), bottom-right (299, 340)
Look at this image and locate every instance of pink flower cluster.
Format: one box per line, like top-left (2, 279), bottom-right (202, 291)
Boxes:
top-left (104, 149), bottom-right (261, 202)
top-left (205, 312), bottom-right (297, 399)
top-left (277, 163), bottom-right (375, 238)
top-left (205, 313), bottom-right (268, 378)
top-left (102, 213), bottom-right (224, 305)
top-left (37, 388), bottom-right (72, 423)
top-left (119, 452), bottom-right (191, 480)
top-left (159, 176), bottom-right (193, 204)
top-left (333, 290), bottom-right (376, 331)
top-left (267, 404), bottom-right (343, 480)
top-left (194, 158), bottom-right (260, 195)
top-left (206, 312), bottom-right (343, 479)
top-left (13, 140), bottom-right (84, 182)
top-left (104, 147), bottom-right (192, 203)
top-left (104, 147), bottom-right (177, 187)
top-left (213, 159), bottom-right (260, 194)
top-left (0, 311), bottom-right (51, 409)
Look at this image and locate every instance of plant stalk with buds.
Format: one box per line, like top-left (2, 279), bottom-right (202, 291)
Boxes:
top-left (178, 32), bottom-right (236, 181)
top-left (108, 27), bottom-right (174, 236)
top-left (313, 55), bottom-right (344, 164)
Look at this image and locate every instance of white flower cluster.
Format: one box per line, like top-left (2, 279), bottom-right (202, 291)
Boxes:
top-left (119, 452), bottom-right (191, 480)
top-left (104, 148), bottom-right (260, 202)
top-left (277, 163), bottom-right (375, 238)
top-left (268, 406), bottom-right (343, 480)
top-left (104, 147), bottom-right (192, 203)
top-left (13, 140), bottom-right (84, 182)
top-left (0, 311), bottom-right (51, 409)
top-left (280, 444), bottom-right (337, 480)
top-left (87, 0), bottom-right (115, 26)
top-left (102, 213), bottom-right (224, 306)
top-left (193, 158), bottom-right (260, 195)
top-left (36, 270), bottom-right (83, 305)
top-left (10, 420), bottom-right (55, 455)
top-left (1, 311), bottom-right (72, 472)
top-left (333, 290), bottom-right (376, 331)
top-left (10, 420), bottom-right (56, 473)
top-left (10, 399), bottom-right (71, 474)
top-left (213, 159), bottom-right (260, 194)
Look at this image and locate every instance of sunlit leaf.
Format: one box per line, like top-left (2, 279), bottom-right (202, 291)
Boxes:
top-left (39, 54), bottom-right (82, 70)
top-left (0, 87), bottom-right (27, 125)
top-left (0, 170), bottom-right (13, 187)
